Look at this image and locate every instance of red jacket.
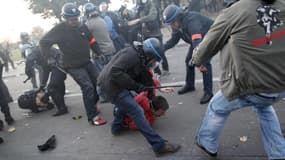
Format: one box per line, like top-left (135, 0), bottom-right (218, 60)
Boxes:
top-left (124, 78), bottom-right (160, 129)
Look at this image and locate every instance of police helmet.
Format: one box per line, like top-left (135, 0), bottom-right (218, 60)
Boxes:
top-left (83, 2), bottom-right (97, 16)
top-left (143, 38), bottom-right (163, 62)
top-left (20, 32), bottom-right (29, 42)
top-left (61, 3), bottom-right (80, 19)
top-left (163, 4), bottom-right (183, 25)
top-left (99, 2), bottom-right (108, 12)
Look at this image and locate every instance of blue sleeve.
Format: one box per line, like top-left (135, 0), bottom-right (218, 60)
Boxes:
top-left (187, 19), bottom-right (203, 48)
top-left (103, 16), bottom-right (119, 40)
top-left (164, 30), bottom-right (181, 51)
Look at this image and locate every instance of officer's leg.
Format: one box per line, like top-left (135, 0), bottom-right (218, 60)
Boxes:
top-left (85, 62), bottom-right (100, 106)
top-left (178, 47), bottom-right (195, 94)
top-left (30, 69), bottom-right (38, 89)
top-left (48, 67), bottom-right (67, 116)
top-left (158, 36), bottom-right (169, 72)
top-left (0, 101), bottom-right (14, 125)
top-left (67, 65), bottom-right (99, 122)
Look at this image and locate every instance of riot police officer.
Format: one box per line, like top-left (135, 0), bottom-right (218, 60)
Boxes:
top-left (97, 38), bottom-right (181, 156)
top-left (25, 46), bottom-right (67, 116)
top-left (128, 0), bottom-right (169, 77)
top-left (40, 3), bottom-right (106, 125)
top-left (163, 4), bottom-right (214, 104)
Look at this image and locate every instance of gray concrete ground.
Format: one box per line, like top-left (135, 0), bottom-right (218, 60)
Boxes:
top-left (0, 43), bottom-right (285, 160)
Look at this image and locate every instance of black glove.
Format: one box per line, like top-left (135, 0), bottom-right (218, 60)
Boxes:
top-left (38, 84), bottom-right (46, 92)
top-left (37, 135), bottom-right (56, 152)
top-left (135, 84), bottom-right (146, 94)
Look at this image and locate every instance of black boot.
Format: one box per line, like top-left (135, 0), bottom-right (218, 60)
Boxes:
top-left (4, 113), bottom-right (14, 125)
top-left (177, 86), bottom-right (195, 95)
top-left (0, 120), bottom-right (3, 131)
top-left (0, 137), bottom-right (3, 144)
top-left (37, 135), bottom-right (56, 151)
top-left (200, 92), bottom-right (213, 104)
top-left (53, 107), bottom-right (68, 117)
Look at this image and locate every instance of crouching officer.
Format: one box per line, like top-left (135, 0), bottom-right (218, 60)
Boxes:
top-left (97, 38), bottom-right (181, 156)
top-left (163, 5), bottom-right (214, 104)
top-left (25, 46), bottom-right (67, 116)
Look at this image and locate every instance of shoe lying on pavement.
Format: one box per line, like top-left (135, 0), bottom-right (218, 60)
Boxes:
top-left (200, 93), bottom-right (213, 104)
top-left (195, 137), bottom-right (217, 157)
top-left (155, 142), bottom-right (181, 157)
top-left (89, 116), bottom-right (107, 126)
top-left (37, 135), bottom-right (56, 152)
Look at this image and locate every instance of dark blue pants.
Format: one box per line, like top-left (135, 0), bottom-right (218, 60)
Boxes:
top-left (48, 67), bottom-right (67, 110)
top-left (112, 90), bottom-right (165, 152)
top-left (185, 47), bottom-right (213, 94)
top-left (93, 54), bottom-right (112, 74)
top-left (67, 62), bottom-right (99, 121)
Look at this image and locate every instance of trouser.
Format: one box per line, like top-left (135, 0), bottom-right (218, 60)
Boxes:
top-left (185, 46), bottom-right (213, 94)
top-left (30, 65), bottom-right (44, 89)
top-left (197, 90), bottom-right (285, 160)
top-left (93, 54), bottom-right (113, 74)
top-left (67, 62), bottom-right (99, 121)
top-left (47, 67), bottom-right (67, 111)
top-left (111, 90), bottom-right (165, 152)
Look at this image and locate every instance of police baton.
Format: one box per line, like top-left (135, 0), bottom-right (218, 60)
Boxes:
top-left (145, 84), bottom-right (184, 90)
top-left (23, 77), bottom-right (31, 83)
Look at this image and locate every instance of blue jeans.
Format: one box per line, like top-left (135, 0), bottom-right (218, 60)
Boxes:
top-left (197, 90), bottom-right (285, 160)
top-left (93, 54), bottom-right (112, 74)
top-left (67, 62), bottom-right (99, 121)
top-left (111, 90), bottom-right (165, 152)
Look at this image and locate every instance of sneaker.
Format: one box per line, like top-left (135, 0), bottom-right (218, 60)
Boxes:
top-left (155, 142), bottom-right (181, 157)
top-left (195, 137), bottom-right (217, 157)
top-left (177, 86), bottom-right (195, 95)
top-left (89, 116), bottom-right (107, 126)
top-left (200, 93), bottom-right (213, 104)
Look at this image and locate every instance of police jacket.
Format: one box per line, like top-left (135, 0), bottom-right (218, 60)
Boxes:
top-left (40, 22), bottom-right (101, 69)
top-left (86, 14), bottom-right (116, 56)
top-left (25, 46), bottom-right (63, 86)
top-left (164, 12), bottom-right (213, 51)
top-left (192, 0), bottom-right (285, 100)
top-left (138, 0), bottom-right (162, 38)
top-left (97, 46), bottom-right (153, 101)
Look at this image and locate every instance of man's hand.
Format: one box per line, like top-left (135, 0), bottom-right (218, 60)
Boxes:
top-left (159, 87), bottom-right (175, 93)
top-left (128, 19), bottom-right (140, 26)
top-left (199, 64), bottom-right (208, 73)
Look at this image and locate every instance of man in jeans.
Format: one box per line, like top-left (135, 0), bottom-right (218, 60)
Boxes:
top-left (40, 3), bottom-right (106, 125)
top-left (191, 0), bottom-right (285, 159)
top-left (97, 38), bottom-right (180, 156)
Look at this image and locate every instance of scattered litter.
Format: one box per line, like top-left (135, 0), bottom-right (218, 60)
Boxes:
top-left (8, 127), bottom-right (16, 133)
top-left (23, 113), bottom-right (32, 118)
top-left (72, 115), bottom-right (82, 120)
top-left (239, 136), bottom-right (248, 142)
top-left (178, 102), bottom-right (183, 105)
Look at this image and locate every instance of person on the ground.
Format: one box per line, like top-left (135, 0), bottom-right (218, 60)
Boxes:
top-left (191, 0), bottom-right (285, 159)
top-left (97, 38), bottom-right (181, 156)
top-left (83, 2), bottom-right (116, 73)
top-left (40, 3), bottom-right (107, 126)
top-left (163, 4), bottom-right (214, 104)
top-left (25, 46), bottom-right (67, 116)
top-left (122, 74), bottom-right (172, 129)
top-left (128, 0), bottom-right (169, 77)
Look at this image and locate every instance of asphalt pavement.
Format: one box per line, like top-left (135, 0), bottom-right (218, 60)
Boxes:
top-left (0, 43), bottom-right (285, 160)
